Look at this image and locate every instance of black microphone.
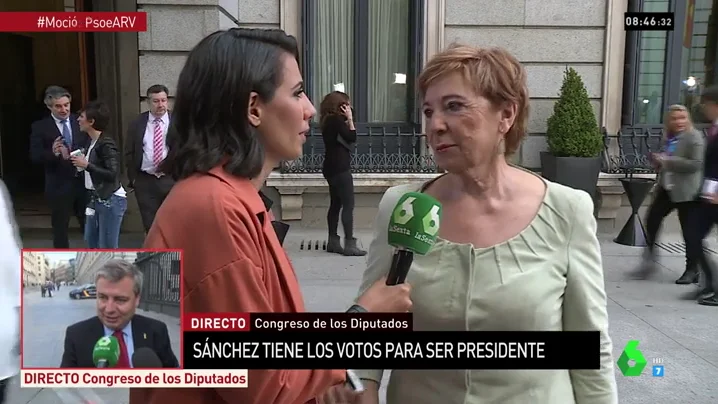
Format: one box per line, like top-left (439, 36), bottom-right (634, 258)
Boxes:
top-left (385, 193), bottom-right (442, 285)
top-left (132, 347), bottom-right (163, 368)
top-left (387, 250), bottom-right (414, 285)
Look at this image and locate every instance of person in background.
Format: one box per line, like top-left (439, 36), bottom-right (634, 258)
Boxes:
top-left (29, 86), bottom-right (90, 248)
top-left (319, 91), bottom-right (366, 256)
top-left (690, 85), bottom-right (718, 306)
top-left (124, 85), bottom-right (175, 234)
top-left (138, 28), bottom-right (411, 404)
top-left (632, 104), bottom-right (705, 284)
top-left (0, 179), bottom-right (21, 403)
top-left (70, 100), bottom-right (127, 249)
top-left (347, 44), bottom-right (617, 404)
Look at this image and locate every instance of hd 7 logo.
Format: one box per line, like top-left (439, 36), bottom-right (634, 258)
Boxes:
top-left (617, 340), bottom-right (664, 377)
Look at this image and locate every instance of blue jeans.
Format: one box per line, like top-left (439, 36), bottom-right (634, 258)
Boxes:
top-left (85, 194), bottom-right (127, 248)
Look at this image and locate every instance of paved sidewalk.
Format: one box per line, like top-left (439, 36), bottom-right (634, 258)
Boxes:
top-left (9, 228), bottom-right (718, 404)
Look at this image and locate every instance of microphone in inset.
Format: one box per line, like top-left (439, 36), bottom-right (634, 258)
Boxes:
top-left (92, 336), bottom-right (120, 368)
top-left (386, 192), bottom-right (442, 285)
top-left (132, 347), bottom-right (163, 368)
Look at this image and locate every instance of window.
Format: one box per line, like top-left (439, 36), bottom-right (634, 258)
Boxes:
top-left (679, 0), bottom-right (718, 120)
top-left (302, 0), bottom-right (423, 124)
top-left (622, 0), bottom-right (670, 124)
top-left (623, 0), bottom-right (718, 125)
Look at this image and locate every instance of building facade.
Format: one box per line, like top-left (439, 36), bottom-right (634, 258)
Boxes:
top-left (53, 261), bottom-right (72, 284)
top-left (37, 0), bottom-right (715, 230)
top-left (22, 251), bottom-right (49, 286)
top-left (74, 251), bottom-right (138, 284)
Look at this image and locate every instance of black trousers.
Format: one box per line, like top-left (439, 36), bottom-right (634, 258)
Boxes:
top-left (134, 172), bottom-right (174, 232)
top-left (690, 202), bottom-right (718, 293)
top-left (645, 187), bottom-right (701, 270)
top-left (325, 170), bottom-right (355, 239)
top-left (47, 181), bottom-right (87, 249)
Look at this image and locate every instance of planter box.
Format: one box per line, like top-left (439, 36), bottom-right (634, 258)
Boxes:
top-left (540, 152), bottom-right (602, 198)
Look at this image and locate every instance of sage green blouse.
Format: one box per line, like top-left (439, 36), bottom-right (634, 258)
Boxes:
top-left (355, 179), bottom-right (618, 404)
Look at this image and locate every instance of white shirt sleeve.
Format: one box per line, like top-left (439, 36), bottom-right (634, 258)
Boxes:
top-left (0, 180), bottom-right (21, 307)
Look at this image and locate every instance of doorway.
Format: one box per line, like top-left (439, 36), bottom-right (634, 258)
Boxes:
top-left (0, 0), bottom-right (96, 222)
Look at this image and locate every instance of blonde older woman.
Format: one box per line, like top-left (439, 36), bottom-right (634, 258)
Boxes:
top-left (632, 105), bottom-right (705, 285)
top-left (349, 44), bottom-right (617, 404)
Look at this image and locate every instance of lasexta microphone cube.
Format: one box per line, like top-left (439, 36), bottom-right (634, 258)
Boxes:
top-left (92, 335), bottom-right (120, 368)
top-left (387, 192), bottom-right (442, 255)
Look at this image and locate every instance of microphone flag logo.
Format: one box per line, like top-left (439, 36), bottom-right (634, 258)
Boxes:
top-left (423, 205), bottom-right (441, 236)
top-left (97, 336), bottom-right (112, 347)
top-left (388, 192), bottom-right (443, 255)
top-left (393, 197), bottom-right (416, 225)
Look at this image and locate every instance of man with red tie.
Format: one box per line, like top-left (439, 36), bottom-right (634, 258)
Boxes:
top-left (688, 85), bottom-right (718, 306)
top-left (60, 259), bottom-right (179, 368)
top-left (124, 85), bottom-right (175, 233)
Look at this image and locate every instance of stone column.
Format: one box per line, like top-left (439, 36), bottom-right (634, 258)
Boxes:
top-left (277, 187), bottom-right (306, 221)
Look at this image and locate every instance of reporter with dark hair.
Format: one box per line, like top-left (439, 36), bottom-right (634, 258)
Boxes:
top-left (70, 101), bottom-right (127, 248)
top-left (136, 28), bottom-right (412, 404)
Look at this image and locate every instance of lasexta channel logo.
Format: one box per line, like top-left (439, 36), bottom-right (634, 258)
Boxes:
top-left (617, 340), bottom-right (648, 376)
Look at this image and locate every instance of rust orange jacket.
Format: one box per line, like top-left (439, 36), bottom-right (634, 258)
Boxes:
top-left (130, 165), bottom-right (345, 404)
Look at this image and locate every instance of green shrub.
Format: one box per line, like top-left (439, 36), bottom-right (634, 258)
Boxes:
top-left (546, 67), bottom-right (603, 157)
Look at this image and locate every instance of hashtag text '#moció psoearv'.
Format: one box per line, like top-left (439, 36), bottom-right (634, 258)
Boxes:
top-left (35, 15), bottom-right (137, 30)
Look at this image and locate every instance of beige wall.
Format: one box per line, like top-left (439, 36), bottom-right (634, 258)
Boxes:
top-left (136, 0), bottom-right (281, 106)
top-left (444, 0), bottom-right (609, 168)
top-left (134, 0), bottom-right (628, 168)
top-left (275, 0), bottom-right (628, 169)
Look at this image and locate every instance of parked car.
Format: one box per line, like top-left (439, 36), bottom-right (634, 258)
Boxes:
top-left (69, 284), bottom-right (96, 299)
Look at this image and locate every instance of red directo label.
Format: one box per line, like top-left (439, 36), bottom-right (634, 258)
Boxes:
top-left (0, 12), bottom-right (147, 32)
top-left (183, 313), bottom-right (251, 332)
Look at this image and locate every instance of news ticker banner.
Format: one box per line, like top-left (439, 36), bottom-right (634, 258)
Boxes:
top-left (182, 312), bottom-right (413, 332)
top-left (0, 12), bottom-right (147, 32)
top-left (182, 313), bottom-right (600, 370)
top-left (21, 369), bottom-right (247, 388)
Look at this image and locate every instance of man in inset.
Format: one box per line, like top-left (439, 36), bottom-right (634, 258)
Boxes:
top-left (124, 85), bottom-right (175, 233)
top-left (29, 86), bottom-right (90, 248)
top-left (60, 259), bottom-right (179, 368)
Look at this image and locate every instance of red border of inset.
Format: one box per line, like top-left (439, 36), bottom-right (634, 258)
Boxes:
top-left (20, 248), bottom-right (184, 370)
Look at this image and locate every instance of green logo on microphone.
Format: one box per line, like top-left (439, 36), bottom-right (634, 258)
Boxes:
top-left (388, 192), bottom-right (442, 255)
top-left (97, 336), bottom-right (112, 346)
top-left (422, 205), bottom-right (441, 236)
top-left (393, 196), bottom-right (416, 225)
top-left (617, 340), bottom-right (648, 376)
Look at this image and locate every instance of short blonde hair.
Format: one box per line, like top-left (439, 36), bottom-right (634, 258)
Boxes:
top-left (418, 44), bottom-right (529, 155)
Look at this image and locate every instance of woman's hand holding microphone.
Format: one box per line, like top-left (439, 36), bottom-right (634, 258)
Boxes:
top-left (356, 276), bottom-right (411, 312)
top-left (317, 277), bottom-right (411, 403)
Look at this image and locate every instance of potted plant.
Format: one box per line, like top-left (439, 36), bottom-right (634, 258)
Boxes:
top-left (540, 67), bottom-right (603, 198)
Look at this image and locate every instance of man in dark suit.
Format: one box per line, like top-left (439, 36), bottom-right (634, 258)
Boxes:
top-left (124, 84), bottom-right (175, 233)
top-left (29, 86), bottom-right (90, 248)
top-left (691, 85), bottom-right (718, 306)
top-left (60, 259), bottom-right (178, 368)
